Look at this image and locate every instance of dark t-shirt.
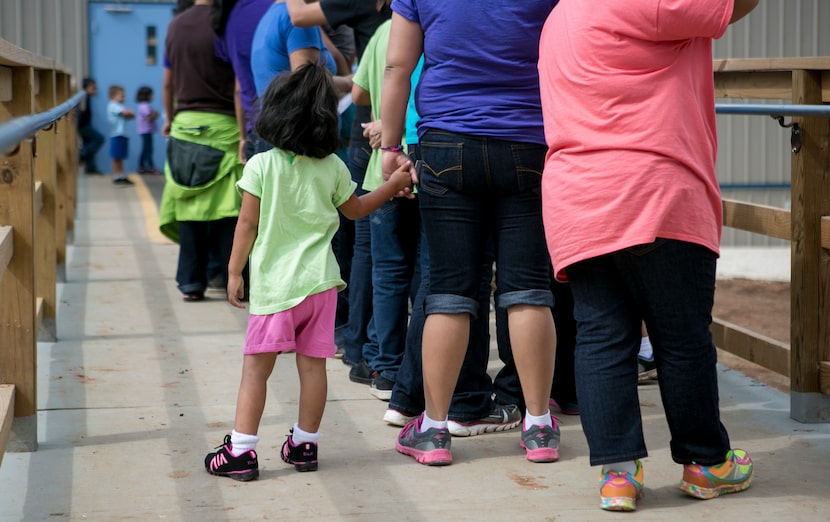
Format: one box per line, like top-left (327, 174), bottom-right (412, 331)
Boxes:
top-left (319, 0), bottom-right (392, 144)
top-left (164, 5), bottom-right (235, 118)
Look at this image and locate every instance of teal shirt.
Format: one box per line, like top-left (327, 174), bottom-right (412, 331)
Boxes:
top-left (236, 148), bottom-right (357, 315)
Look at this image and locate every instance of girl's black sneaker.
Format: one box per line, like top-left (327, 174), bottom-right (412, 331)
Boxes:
top-left (204, 434), bottom-right (259, 481)
top-left (280, 429), bottom-right (318, 472)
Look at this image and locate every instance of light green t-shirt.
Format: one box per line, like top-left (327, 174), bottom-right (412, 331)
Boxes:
top-left (352, 19), bottom-right (401, 191)
top-left (236, 148), bottom-right (357, 315)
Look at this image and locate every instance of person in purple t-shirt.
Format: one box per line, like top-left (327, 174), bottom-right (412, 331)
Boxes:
top-left (135, 86), bottom-right (161, 175)
top-left (380, 0), bottom-right (560, 467)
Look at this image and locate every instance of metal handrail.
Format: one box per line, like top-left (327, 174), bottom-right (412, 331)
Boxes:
top-left (716, 103), bottom-right (830, 116)
top-left (0, 90), bottom-right (85, 153)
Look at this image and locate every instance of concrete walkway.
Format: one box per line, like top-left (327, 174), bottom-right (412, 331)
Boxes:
top-left (1, 173), bottom-right (827, 521)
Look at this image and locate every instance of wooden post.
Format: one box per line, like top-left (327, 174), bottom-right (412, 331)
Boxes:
top-left (0, 65), bottom-right (37, 451)
top-left (35, 69), bottom-right (57, 341)
top-left (790, 69), bottom-right (830, 422)
top-left (54, 73), bottom-right (70, 276)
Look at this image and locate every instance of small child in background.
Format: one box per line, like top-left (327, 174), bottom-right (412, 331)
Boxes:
top-left (204, 63), bottom-right (414, 481)
top-left (136, 86), bottom-right (161, 175)
top-left (106, 85), bottom-right (135, 185)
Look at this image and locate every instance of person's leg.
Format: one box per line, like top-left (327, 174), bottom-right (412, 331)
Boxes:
top-left (619, 239), bottom-right (731, 465)
top-left (550, 280), bottom-right (578, 413)
top-left (233, 352), bottom-right (278, 436)
top-left (295, 353), bottom-right (328, 434)
top-left (567, 255), bottom-right (645, 466)
top-left (176, 220), bottom-right (210, 297)
top-left (368, 196), bottom-right (419, 398)
top-left (80, 126), bottom-right (105, 173)
top-left (343, 145), bottom-right (374, 373)
top-left (139, 134), bottom-right (150, 171)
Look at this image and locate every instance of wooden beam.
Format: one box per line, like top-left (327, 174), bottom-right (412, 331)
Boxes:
top-left (713, 57), bottom-right (830, 72)
top-left (33, 181), bottom-right (42, 217)
top-left (35, 69), bottom-right (57, 341)
top-left (0, 226), bottom-right (11, 279)
top-left (722, 199), bottom-right (791, 240)
top-left (714, 71), bottom-right (792, 100)
top-left (0, 66), bottom-right (11, 102)
top-left (712, 318), bottom-right (790, 377)
top-left (821, 362), bottom-right (830, 395)
top-left (0, 38), bottom-right (56, 70)
top-left (822, 216), bottom-right (830, 250)
top-left (790, 70), bottom-right (830, 404)
top-left (0, 385), bottom-right (14, 468)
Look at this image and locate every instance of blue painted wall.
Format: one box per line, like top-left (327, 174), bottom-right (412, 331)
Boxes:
top-left (88, 2), bottom-right (175, 174)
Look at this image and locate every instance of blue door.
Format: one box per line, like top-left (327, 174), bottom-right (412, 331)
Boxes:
top-left (88, 1), bottom-right (175, 174)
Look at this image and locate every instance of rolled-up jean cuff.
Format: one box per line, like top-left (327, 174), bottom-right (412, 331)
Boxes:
top-left (424, 293), bottom-right (479, 318)
top-left (496, 289), bottom-right (554, 310)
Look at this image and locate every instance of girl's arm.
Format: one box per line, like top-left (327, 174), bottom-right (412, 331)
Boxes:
top-left (338, 160), bottom-right (415, 220)
top-left (227, 190), bottom-right (260, 308)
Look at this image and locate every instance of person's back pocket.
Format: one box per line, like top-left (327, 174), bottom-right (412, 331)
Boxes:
top-left (167, 137), bottom-right (225, 187)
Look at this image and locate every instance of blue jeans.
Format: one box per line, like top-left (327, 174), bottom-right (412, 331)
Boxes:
top-left (79, 125), bottom-right (104, 172)
top-left (363, 196), bottom-right (420, 381)
top-left (388, 223), bottom-right (495, 421)
top-left (139, 133), bottom-right (155, 170)
top-left (567, 238), bottom-right (731, 466)
top-left (341, 144), bottom-right (374, 364)
top-left (417, 130), bottom-right (552, 315)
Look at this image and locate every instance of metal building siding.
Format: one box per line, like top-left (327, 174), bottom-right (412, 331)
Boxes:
top-left (714, 0), bottom-right (830, 246)
top-left (0, 0), bottom-right (88, 85)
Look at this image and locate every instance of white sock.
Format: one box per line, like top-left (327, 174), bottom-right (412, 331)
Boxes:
top-left (230, 430), bottom-right (259, 456)
top-left (420, 413), bottom-right (448, 432)
top-left (639, 336), bottom-right (653, 360)
top-left (524, 410), bottom-right (552, 430)
top-left (602, 460), bottom-right (639, 475)
top-left (292, 423), bottom-right (320, 444)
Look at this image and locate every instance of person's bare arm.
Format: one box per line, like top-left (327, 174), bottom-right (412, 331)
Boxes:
top-left (227, 191), bottom-right (260, 308)
top-left (285, 0), bottom-right (328, 27)
top-left (321, 28), bottom-right (350, 76)
top-left (233, 78), bottom-right (247, 163)
top-left (289, 48), bottom-right (322, 71)
top-left (338, 161), bottom-right (415, 219)
top-left (162, 67), bottom-right (174, 137)
top-left (380, 13), bottom-right (423, 185)
top-left (352, 83), bottom-right (371, 106)
top-left (730, 0), bottom-right (758, 23)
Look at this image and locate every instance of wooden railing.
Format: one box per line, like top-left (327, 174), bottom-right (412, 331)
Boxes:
top-left (0, 38), bottom-right (79, 464)
top-left (713, 57), bottom-right (830, 422)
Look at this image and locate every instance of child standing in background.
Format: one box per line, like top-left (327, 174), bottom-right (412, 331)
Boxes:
top-left (136, 86), bottom-right (161, 175)
top-left (106, 85), bottom-right (135, 185)
top-left (204, 63), bottom-right (414, 481)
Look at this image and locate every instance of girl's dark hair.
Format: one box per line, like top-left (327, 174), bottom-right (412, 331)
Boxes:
top-left (211, 0), bottom-right (239, 37)
top-left (255, 63), bottom-right (340, 159)
top-left (136, 86), bottom-right (153, 102)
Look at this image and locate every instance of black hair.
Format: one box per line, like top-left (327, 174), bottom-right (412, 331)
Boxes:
top-left (136, 86), bottom-right (153, 102)
top-left (82, 77), bottom-right (96, 89)
top-left (255, 63), bottom-right (340, 159)
top-left (211, 0), bottom-right (239, 37)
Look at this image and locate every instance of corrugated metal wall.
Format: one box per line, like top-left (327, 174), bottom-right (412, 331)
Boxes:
top-left (714, 0), bottom-right (830, 246)
top-left (1, 0), bottom-right (828, 245)
top-left (0, 0), bottom-right (88, 87)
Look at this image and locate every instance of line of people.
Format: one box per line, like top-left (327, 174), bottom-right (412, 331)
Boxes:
top-left (178, 0), bottom-right (758, 514)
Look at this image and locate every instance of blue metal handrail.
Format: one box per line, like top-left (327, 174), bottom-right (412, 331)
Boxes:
top-left (716, 103), bottom-right (830, 116)
top-left (0, 90), bottom-right (85, 153)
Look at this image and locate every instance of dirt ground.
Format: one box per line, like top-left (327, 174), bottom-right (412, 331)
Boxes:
top-left (712, 278), bottom-right (791, 391)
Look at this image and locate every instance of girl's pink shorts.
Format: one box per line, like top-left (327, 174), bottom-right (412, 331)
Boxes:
top-left (243, 288), bottom-right (337, 358)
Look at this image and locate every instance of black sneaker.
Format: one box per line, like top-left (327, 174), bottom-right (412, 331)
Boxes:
top-left (447, 402), bottom-right (521, 437)
top-left (281, 429), bottom-right (318, 472)
top-left (112, 177), bottom-right (134, 185)
top-left (348, 359), bottom-right (376, 385)
top-left (204, 434), bottom-right (259, 481)
top-left (369, 374), bottom-right (394, 401)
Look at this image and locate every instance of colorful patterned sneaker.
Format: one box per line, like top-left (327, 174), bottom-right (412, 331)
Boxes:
top-left (383, 408), bottom-right (418, 427)
top-left (280, 429), bottom-right (318, 472)
top-left (396, 415), bottom-right (453, 466)
top-left (204, 434), bottom-right (259, 482)
top-left (520, 419), bottom-right (561, 463)
top-left (679, 449), bottom-right (753, 499)
top-left (600, 460), bottom-right (645, 511)
top-left (447, 403), bottom-right (522, 437)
